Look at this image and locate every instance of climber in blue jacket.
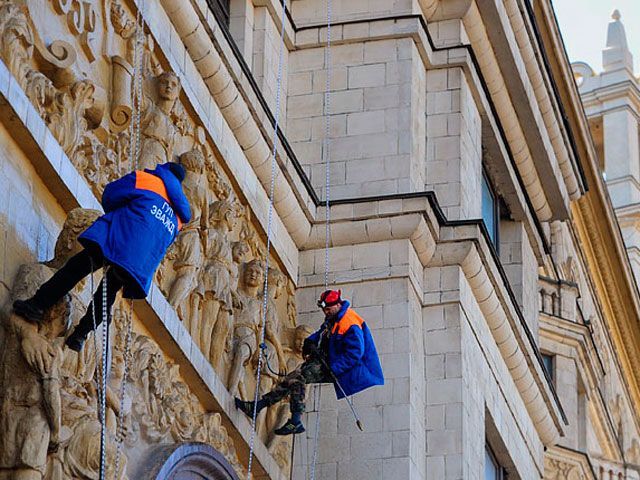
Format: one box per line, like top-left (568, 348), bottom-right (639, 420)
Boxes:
top-left (235, 289), bottom-right (384, 435)
top-left (13, 162), bottom-right (191, 352)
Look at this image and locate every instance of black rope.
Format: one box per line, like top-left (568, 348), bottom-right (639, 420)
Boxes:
top-left (259, 342), bottom-right (289, 377)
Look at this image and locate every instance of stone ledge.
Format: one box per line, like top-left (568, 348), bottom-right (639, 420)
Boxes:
top-left (429, 224), bottom-right (565, 445)
top-left (0, 56), bottom-right (286, 480)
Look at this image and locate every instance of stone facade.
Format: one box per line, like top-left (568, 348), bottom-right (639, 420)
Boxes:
top-left (0, 0), bottom-right (639, 479)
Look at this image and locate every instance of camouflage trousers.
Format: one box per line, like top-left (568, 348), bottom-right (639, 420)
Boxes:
top-left (262, 357), bottom-right (332, 414)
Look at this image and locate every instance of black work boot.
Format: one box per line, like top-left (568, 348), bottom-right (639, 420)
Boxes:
top-left (13, 298), bottom-right (45, 324)
top-left (65, 328), bottom-right (89, 352)
top-left (274, 418), bottom-right (305, 436)
top-left (235, 397), bottom-right (268, 417)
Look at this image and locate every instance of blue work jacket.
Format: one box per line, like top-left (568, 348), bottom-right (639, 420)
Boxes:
top-left (307, 300), bottom-right (384, 399)
top-left (79, 163), bottom-right (191, 299)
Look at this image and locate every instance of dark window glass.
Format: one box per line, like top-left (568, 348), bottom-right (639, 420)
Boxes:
top-left (207, 0), bottom-right (231, 26)
top-left (481, 171), bottom-right (499, 248)
top-left (542, 353), bottom-right (554, 382)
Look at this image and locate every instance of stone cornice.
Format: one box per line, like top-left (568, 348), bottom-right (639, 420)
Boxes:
top-left (530, 6), bottom-right (640, 430)
top-left (580, 80), bottom-right (640, 117)
top-left (540, 316), bottom-right (622, 460)
top-left (573, 193), bottom-right (640, 440)
top-left (540, 314), bottom-right (604, 384)
top-left (429, 229), bottom-right (565, 445)
top-left (162, 0), bottom-right (557, 265)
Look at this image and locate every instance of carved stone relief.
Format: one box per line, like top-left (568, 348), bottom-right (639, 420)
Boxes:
top-left (0, 0), bottom-right (301, 473)
top-left (544, 457), bottom-right (582, 480)
top-left (0, 208), bottom-right (246, 478)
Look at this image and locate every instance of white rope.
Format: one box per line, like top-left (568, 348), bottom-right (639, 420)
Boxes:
top-left (310, 1), bottom-right (332, 479)
top-left (309, 384), bottom-right (322, 480)
top-left (114, 299), bottom-right (134, 478)
top-left (246, 0), bottom-right (288, 477)
top-left (323, 0), bottom-right (332, 292)
top-left (98, 268), bottom-right (109, 480)
top-left (114, 2), bottom-right (146, 477)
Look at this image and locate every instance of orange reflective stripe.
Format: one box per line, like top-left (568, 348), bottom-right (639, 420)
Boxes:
top-left (135, 171), bottom-right (182, 230)
top-left (331, 308), bottom-right (364, 335)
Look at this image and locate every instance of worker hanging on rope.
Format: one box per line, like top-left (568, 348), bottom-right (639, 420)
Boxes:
top-left (12, 162), bottom-right (191, 351)
top-left (235, 289), bottom-right (384, 435)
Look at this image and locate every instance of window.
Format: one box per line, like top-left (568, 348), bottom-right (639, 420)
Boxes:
top-left (485, 445), bottom-right (505, 480)
top-left (481, 170), bottom-right (499, 249)
top-left (207, 0), bottom-right (231, 26)
top-left (541, 353), bottom-right (554, 382)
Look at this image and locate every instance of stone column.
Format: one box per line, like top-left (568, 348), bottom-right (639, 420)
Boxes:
top-left (287, 38), bottom-right (426, 199)
top-left (425, 68), bottom-right (482, 220)
top-left (294, 237), bottom-right (427, 479)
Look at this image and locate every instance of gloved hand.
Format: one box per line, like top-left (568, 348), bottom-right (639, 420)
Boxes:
top-left (302, 338), bottom-right (320, 358)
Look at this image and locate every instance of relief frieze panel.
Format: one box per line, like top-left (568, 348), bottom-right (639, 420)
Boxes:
top-left (1, 208), bottom-right (250, 479)
top-left (0, 0), bottom-right (300, 474)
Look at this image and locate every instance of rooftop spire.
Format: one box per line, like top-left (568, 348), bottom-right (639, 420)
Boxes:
top-left (603, 9), bottom-right (634, 72)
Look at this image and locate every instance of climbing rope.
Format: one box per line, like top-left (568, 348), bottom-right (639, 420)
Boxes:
top-left (113, 298), bottom-right (134, 478)
top-left (244, 0), bottom-right (289, 475)
top-left (309, 1), bottom-right (333, 479)
top-left (87, 257), bottom-right (106, 480)
top-left (113, 2), bottom-right (146, 477)
top-left (98, 267), bottom-right (109, 480)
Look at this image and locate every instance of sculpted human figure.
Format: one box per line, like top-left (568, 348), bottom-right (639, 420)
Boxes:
top-left (198, 200), bottom-right (237, 371)
top-left (227, 259), bottom-right (265, 398)
top-left (0, 208), bottom-right (100, 480)
top-left (0, 262), bottom-right (71, 480)
top-left (139, 71), bottom-right (181, 170)
top-left (168, 149), bottom-right (209, 332)
top-left (231, 241), bottom-right (250, 293)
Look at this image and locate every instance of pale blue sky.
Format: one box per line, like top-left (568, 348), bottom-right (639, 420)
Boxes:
top-left (553, 0), bottom-right (640, 73)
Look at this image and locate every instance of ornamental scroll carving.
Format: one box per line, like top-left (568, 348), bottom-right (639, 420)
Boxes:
top-left (50, 0), bottom-right (98, 62)
top-left (0, 0), bottom-right (301, 472)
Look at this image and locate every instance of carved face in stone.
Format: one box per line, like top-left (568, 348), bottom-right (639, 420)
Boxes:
top-left (209, 200), bottom-right (236, 231)
top-left (242, 260), bottom-right (264, 289)
top-left (232, 241), bottom-right (250, 264)
top-left (179, 149), bottom-right (204, 174)
top-left (268, 268), bottom-right (286, 300)
top-left (157, 72), bottom-right (180, 101)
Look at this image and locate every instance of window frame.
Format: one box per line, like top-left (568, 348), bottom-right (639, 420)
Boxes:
top-left (207, 0), bottom-right (231, 26)
top-left (541, 353), bottom-right (555, 383)
top-left (481, 167), bottom-right (500, 251)
top-left (485, 444), bottom-right (506, 480)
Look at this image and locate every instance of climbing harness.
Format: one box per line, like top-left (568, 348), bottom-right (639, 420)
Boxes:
top-left (245, 0), bottom-right (288, 475)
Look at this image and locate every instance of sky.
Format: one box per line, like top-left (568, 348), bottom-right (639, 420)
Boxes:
top-left (553, 0), bottom-right (640, 73)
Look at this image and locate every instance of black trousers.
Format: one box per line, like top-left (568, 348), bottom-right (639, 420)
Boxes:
top-left (32, 247), bottom-right (125, 336)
